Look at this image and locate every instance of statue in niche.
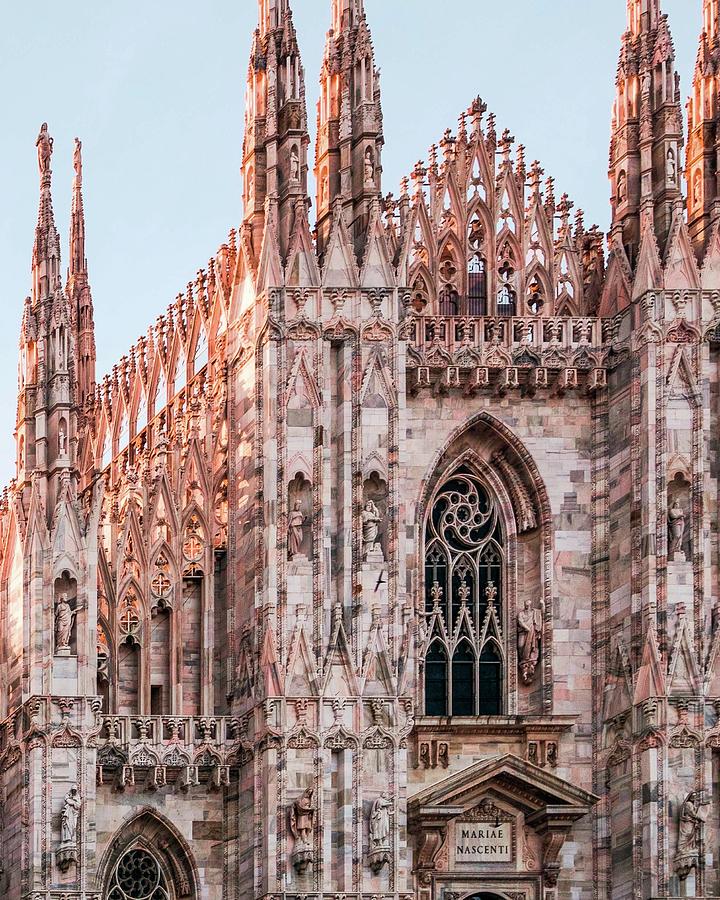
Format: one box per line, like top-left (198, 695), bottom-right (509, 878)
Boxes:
top-left (290, 788), bottom-right (315, 873)
top-left (287, 500), bottom-right (307, 560)
top-left (667, 148), bottom-right (677, 184)
top-left (58, 425), bottom-right (67, 456)
top-left (368, 793), bottom-right (393, 873)
top-left (290, 145), bottom-right (300, 182)
top-left (617, 171), bottom-right (627, 205)
top-left (668, 498), bottom-right (687, 561)
top-left (36, 122), bottom-right (53, 175)
top-left (370, 794), bottom-right (392, 846)
top-left (57, 786), bottom-right (81, 872)
top-left (675, 790), bottom-right (709, 880)
top-left (362, 500), bottom-right (383, 561)
top-left (517, 597), bottom-right (544, 684)
top-left (364, 147), bottom-right (375, 186)
top-left (54, 592), bottom-right (75, 653)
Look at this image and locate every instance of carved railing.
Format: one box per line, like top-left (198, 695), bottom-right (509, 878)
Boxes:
top-left (406, 315), bottom-right (610, 360)
top-left (96, 715), bottom-right (245, 789)
top-left (404, 315), bottom-right (611, 393)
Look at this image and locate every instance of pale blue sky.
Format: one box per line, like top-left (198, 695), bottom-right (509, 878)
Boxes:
top-left (0, 1), bottom-right (697, 484)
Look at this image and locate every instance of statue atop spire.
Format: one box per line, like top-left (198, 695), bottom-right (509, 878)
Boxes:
top-left (36, 122), bottom-right (53, 177)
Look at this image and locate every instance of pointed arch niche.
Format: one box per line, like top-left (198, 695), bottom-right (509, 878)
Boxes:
top-left (418, 415), bottom-right (551, 718)
top-left (97, 810), bottom-right (198, 900)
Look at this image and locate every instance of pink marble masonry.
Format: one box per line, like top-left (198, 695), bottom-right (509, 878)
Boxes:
top-left (1, 1), bottom-right (719, 899)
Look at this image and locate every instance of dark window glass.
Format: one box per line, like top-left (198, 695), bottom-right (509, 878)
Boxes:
top-left (425, 643), bottom-right (448, 716)
top-left (479, 644), bottom-right (502, 715)
top-left (452, 643), bottom-right (475, 715)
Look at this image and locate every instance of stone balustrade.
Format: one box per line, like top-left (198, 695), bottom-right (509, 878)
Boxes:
top-left (404, 315), bottom-right (611, 394)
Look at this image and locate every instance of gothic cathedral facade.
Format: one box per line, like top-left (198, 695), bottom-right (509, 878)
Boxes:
top-left (2, 1), bottom-right (720, 898)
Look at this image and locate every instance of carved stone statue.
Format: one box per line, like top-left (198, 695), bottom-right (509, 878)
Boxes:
top-left (36, 123), bottom-right (53, 175)
top-left (368, 793), bottom-right (393, 873)
top-left (61, 786), bottom-right (81, 843)
top-left (57, 785), bottom-right (81, 872)
top-left (290, 788), bottom-right (315, 873)
top-left (54, 593), bottom-right (74, 653)
top-left (675, 790), bottom-right (708, 880)
top-left (517, 597), bottom-right (544, 684)
top-left (362, 500), bottom-right (383, 560)
top-left (290, 145), bottom-right (300, 182)
top-left (668, 498), bottom-right (686, 560)
top-left (617, 171), bottom-right (627, 205)
top-left (290, 788), bottom-right (315, 845)
top-left (58, 426), bottom-right (67, 456)
top-left (667, 148), bottom-right (676, 184)
top-left (288, 500), bottom-right (306, 559)
top-left (73, 137), bottom-right (82, 178)
top-left (364, 147), bottom-right (375, 186)
top-left (370, 794), bottom-right (392, 846)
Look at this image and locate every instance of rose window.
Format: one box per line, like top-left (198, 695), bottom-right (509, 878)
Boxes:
top-left (107, 849), bottom-right (169, 900)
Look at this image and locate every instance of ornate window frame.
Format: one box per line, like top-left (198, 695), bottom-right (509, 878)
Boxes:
top-left (420, 452), bottom-right (521, 717)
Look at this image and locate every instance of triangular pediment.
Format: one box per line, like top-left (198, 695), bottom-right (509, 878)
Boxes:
top-left (408, 753), bottom-right (598, 821)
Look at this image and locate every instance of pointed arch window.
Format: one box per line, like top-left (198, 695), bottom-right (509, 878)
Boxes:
top-left (423, 467), bottom-right (505, 716)
top-left (467, 213), bottom-right (487, 315)
top-left (439, 246), bottom-right (460, 315)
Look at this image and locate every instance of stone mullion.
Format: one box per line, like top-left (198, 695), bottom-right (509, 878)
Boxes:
top-left (388, 318), bottom-right (399, 664)
top-left (655, 341), bottom-right (667, 658)
top-left (692, 338), bottom-right (706, 664)
top-left (276, 334), bottom-right (287, 668)
top-left (351, 333), bottom-right (362, 665)
top-left (637, 739), bottom-right (662, 899)
top-left (591, 386), bottom-right (611, 900)
top-left (352, 743), bottom-right (361, 893)
top-left (312, 334), bottom-right (323, 673)
top-left (201, 566), bottom-right (215, 716)
top-left (25, 741), bottom-right (44, 895)
top-left (629, 349), bottom-right (644, 900)
top-left (629, 354), bottom-right (643, 671)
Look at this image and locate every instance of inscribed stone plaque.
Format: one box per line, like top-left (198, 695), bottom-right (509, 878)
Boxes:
top-left (454, 820), bottom-right (514, 864)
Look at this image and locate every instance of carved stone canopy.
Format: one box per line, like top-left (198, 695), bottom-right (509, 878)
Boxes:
top-left (408, 752), bottom-right (598, 887)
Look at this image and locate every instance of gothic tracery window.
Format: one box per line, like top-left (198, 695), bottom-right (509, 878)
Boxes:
top-left (496, 242), bottom-right (517, 317)
top-left (438, 246), bottom-right (460, 315)
top-left (424, 468), bottom-right (505, 717)
top-left (467, 213), bottom-right (487, 315)
top-left (107, 849), bottom-right (169, 900)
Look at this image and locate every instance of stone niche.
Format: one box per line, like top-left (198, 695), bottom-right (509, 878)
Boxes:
top-left (54, 570), bottom-right (78, 656)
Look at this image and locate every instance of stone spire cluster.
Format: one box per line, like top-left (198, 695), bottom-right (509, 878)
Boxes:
top-left (16, 125), bottom-right (94, 512)
top-left (6, 5), bottom-right (720, 900)
top-left (241, 0), bottom-right (311, 266)
top-left (315, 0), bottom-right (384, 259)
top-left (687, 0), bottom-right (720, 257)
top-left (609, 0), bottom-right (684, 268)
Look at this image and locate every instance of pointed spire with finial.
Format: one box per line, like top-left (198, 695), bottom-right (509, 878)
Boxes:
top-left (608, 0), bottom-right (683, 269)
top-left (687, 0), bottom-right (720, 258)
top-left (67, 137), bottom-right (96, 408)
top-left (32, 122), bottom-right (61, 306)
top-left (242, 0), bottom-right (310, 266)
top-left (316, 0), bottom-right (383, 259)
